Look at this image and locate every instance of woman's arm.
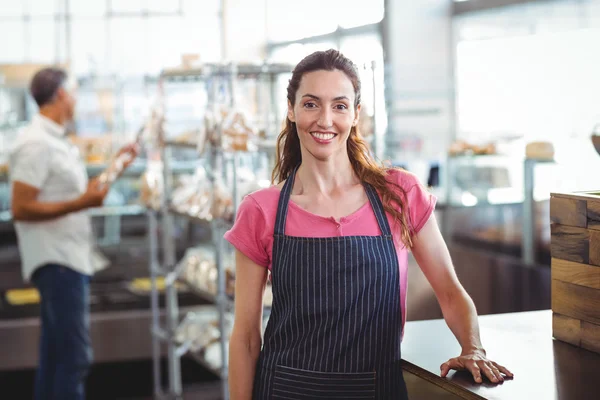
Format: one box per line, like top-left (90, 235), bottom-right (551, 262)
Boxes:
top-left (411, 214), bottom-right (513, 383)
top-left (229, 250), bottom-right (269, 400)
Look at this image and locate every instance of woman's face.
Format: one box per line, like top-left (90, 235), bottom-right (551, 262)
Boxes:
top-left (288, 69), bottom-right (360, 162)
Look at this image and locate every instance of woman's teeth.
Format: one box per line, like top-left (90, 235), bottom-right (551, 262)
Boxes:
top-left (311, 132), bottom-right (335, 140)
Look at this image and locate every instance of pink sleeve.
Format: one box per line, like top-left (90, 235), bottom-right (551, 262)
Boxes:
top-left (223, 195), bottom-right (270, 268)
top-left (396, 170), bottom-right (437, 234)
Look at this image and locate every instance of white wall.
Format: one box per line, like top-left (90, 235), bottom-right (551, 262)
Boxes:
top-left (384, 0), bottom-right (454, 162)
top-left (223, 0), bottom-right (268, 62)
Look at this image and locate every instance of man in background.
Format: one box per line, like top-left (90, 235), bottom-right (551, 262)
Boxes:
top-left (9, 67), bottom-right (138, 400)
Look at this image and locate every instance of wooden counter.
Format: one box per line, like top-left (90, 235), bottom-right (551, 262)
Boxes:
top-left (401, 310), bottom-right (600, 400)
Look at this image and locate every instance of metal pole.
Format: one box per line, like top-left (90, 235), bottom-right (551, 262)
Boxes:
top-left (215, 219), bottom-right (229, 400)
top-left (161, 144), bottom-right (182, 397)
top-left (522, 159), bottom-right (535, 265)
top-left (370, 60), bottom-right (378, 160)
top-left (232, 152), bottom-right (239, 220)
top-left (220, 0), bottom-right (228, 61)
top-left (64, 0), bottom-right (71, 66)
top-left (148, 210), bottom-right (164, 398)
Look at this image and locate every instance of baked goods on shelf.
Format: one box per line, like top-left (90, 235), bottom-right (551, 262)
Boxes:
top-left (169, 126), bottom-right (208, 153)
top-left (449, 140), bottom-right (497, 156)
top-left (174, 312), bottom-right (232, 354)
top-left (69, 135), bottom-right (113, 164)
top-left (139, 161), bottom-right (164, 210)
top-left (175, 308), bottom-right (271, 371)
top-left (221, 108), bottom-right (257, 152)
top-left (177, 246), bottom-right (273, 308)
top-left (170, 168), bottom-right (235, 222)
top-left (525, 141), bottom-right (554, 161)
top-left (178, 247), bottom-right (235, 298)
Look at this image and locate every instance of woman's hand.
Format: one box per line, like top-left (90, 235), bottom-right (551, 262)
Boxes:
top-left (440, 349), bottom-right (513, 384)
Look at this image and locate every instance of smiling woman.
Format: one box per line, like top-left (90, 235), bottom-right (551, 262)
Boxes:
top-left (273, 49), bottom-right (413, 246)
top-left (225, 49), bottom-right (512, 400)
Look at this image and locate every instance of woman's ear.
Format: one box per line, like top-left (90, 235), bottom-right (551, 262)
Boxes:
top-left (353, 103), bottom-right (361, 126)
top-left (287, 99), bottom-right (295, 123)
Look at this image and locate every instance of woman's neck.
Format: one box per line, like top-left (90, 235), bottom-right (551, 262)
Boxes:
top-left (295, 150), bottom-right (358, 197)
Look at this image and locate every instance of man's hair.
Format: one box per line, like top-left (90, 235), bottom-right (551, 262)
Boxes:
top-left (29, 67), bottom-right (68, 107)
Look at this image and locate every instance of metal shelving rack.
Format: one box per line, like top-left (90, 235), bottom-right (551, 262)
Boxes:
top-left (147, 62), bottom-right (292, 400)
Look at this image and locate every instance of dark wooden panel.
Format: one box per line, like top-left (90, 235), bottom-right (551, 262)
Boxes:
top-left (553, 312), bottom-right (581, 347)
top-left (551, 258), bottom-right (600, 290)
top-left (590, 230), bottom-right (600, 267)
top-left (552, 279), bottom-right (600, 326)
top-left (582, 320), bottom-right (600, 354)
top-left (550, 196), bottom-right (587, 227)
top-left (551, 224), bottom-right (590, 264)
top-left (588, 200), bottom-right (600, 231)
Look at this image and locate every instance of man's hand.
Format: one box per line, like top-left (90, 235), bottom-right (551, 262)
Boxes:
top-left (79, 178), bottom-right (110, 208)
top-left (116, 143), bottom-right (140, 170)
top-left (440, 349), bottom-right (513, 384)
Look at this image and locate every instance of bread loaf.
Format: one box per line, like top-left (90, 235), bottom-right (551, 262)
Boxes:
top-left (526, 141), bottom-right (554, 160)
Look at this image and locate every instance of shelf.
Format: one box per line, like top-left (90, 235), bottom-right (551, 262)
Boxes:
top-left (168, 208), bottom-right (233, 229)
top-left (177, 278), bottom-right (234, 309)
top-left (163, 140), bottom-right (200, 150)
top-left (161, 63), bottom-right (293, 81)
top-left (0, 204), bottom-right (148, 223)
top-left (85, 160), bottom-right (198, 177)
top-left (1, 160), bottom-right (199, 182)
top-left (187, 350), bottom-right (223, 378)
top-left (88, 204), bottom-right (146, 217)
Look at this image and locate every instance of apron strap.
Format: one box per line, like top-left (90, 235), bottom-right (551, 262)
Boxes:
top-left (274, 165), bottom-right (393, 238)
top-left (364, 184), bottom-right (393, 237)
top-left (274, 165), bottom-right (298, 236)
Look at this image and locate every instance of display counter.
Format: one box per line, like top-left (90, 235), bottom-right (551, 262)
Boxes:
top-left (401, 310), bottom-right (600, 399)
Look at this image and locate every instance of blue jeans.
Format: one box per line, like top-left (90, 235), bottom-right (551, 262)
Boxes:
top-left (31, 264), bottom-right (93, 400)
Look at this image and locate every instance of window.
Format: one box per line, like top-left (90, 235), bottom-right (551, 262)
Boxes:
top-left (266, 0), bottom-right (384, 42)
top-left (146, 17), bottom-right (189, 74)
top-left (27, 19), bottom-right (57, 63)
top-left (25, 0), bottom-right (57, 17)
top-left (269, 42), bottom-right (337, 65)
top-left (109, 0), bottom-right (145, 13)
top-left (71, 19), bottom-right (107, 75)
top-left (0, 0), bottom-right (24, 17)
top-left (455, 28), bottom-right (600, 180)
top-left (0, 21), bottom-right (26, 63)
top-left (107, 17), bottom-right (147, 75)
top-left (70, 0), bottom-right (107, 18)
top-left (147, 0), bottom-right (181, 13)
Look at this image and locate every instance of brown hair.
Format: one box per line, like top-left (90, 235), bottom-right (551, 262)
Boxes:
top-left (30, 67), bottom-right (67, 107)
top-left (272, 49), bottom-right (414, 247)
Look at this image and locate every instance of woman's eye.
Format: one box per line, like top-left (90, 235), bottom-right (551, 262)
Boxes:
top-left (335, 104), bottom-right (348, 110)
top-left (303, 102), bottom-right (317, 108)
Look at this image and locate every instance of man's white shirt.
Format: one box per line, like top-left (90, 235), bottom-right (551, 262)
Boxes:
top-left (9, 114), bottom-right (95, 281)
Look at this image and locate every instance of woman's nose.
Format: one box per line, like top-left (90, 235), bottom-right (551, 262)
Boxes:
top-left (317, 108), bottom-right (333, 128)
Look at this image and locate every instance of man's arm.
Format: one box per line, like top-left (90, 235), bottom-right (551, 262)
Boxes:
top-left (11, 180), bottom-right (108, 222)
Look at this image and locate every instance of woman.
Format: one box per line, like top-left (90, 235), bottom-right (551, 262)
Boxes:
top-left (225, 49), bottom-right (512, 399)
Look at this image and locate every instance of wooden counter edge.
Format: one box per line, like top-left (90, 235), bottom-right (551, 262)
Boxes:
top-left (401, 360), bottom-right (485, 400)
top-left (550, 192), bottom-right (600, 201)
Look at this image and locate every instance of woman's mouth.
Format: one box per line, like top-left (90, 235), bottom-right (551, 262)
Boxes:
top-left (310, 132), bottom-right (337, 144)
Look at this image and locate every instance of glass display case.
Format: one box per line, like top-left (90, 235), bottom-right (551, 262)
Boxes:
top-left (437, 154), bottom-right (562, 265)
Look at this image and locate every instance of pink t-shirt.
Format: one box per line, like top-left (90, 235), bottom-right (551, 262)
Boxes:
top-left (224, 169), bottom-right (437, 330)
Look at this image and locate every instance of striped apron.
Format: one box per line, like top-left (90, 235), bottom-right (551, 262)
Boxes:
top-left (252, 167), bottom-right (408, 399)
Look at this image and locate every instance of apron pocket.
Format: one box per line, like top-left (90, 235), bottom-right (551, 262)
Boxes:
top-left (272, 364), bottom-right (376, 399)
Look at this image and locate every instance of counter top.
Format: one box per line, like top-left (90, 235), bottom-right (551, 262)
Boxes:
top-left (401, 310), bottom-right (600, 400)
